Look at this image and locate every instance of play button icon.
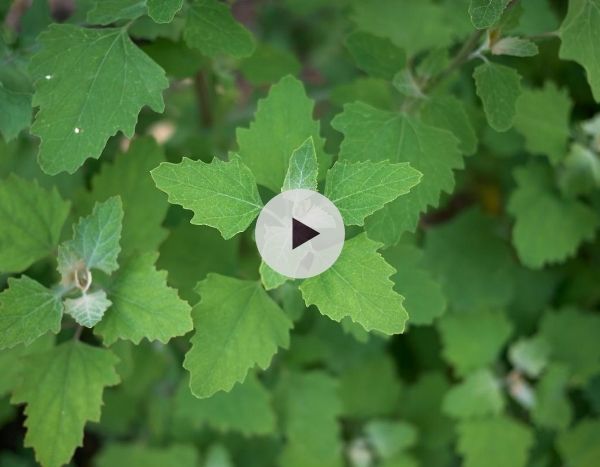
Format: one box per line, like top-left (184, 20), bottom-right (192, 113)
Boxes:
top-left (255, 189), bottom-right (345, 279)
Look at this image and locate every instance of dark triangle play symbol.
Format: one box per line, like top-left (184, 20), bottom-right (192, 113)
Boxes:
top-left (292, 218), bottom-right (320, 249)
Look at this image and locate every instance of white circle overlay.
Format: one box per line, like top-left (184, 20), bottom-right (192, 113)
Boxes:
top-left (255, 189), bottom-right (345, 279)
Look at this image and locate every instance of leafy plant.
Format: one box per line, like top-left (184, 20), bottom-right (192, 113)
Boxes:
top-left (1, 0), bottom-right (600, 466)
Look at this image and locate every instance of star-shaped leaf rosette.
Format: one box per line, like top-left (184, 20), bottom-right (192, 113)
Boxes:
top-left (151, 75), bottom-right (423, 398)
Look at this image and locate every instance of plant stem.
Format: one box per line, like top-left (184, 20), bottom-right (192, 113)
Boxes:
top-left (194, 71), bottom-right (214, 128)
top-left (73, 325), bottom-right (83, 341)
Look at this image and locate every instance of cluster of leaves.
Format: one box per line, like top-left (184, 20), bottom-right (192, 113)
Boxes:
top-left (1, 0), bottom-right (600, 466)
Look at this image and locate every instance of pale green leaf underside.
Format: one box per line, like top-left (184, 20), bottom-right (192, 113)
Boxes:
top-left (0, 276), bottom-right (62, 350)
top-left (282, 137), bottom-right (319, 191)
top-left (469, 0), bottom-right (510, 29)
top-left (324, 160), bottom-right (422, 226)
top-left (64, 290), bottom-right (112, 328)
top-left (184, 273), bottom-right (292, 398)
top-left (442, 369), bottom-right (504, 419)
top-left (151, 155), bottom-right (263, 239)
top-left (30, 24), bottom-right (168, 174)
top-left (11, 341), bottom-right (120, 467)
top-left (299, 233), bottom-right (407, 335)
top-left (0, 175), bottom-right (70, 273)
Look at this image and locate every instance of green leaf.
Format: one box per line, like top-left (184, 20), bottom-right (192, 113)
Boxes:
top-left (559, 0), bottom-right (600, 101)
top-left (29, 24), bottom-right (168, 174)
top-left (469, 0), bottom-right (510, 29)
top-left (532, 364), bottom-right (572, 430)
top-left (11, 341), bottom-right (120, 467)
top-left (90, 137), bottom-right (169, 254)
top-left (299, 233), bottom-right (407, 335)
top-left (508, 163), bottom-right (599, 268)
top-left (474, 62), bottom-right (522, 132)
top-left (457, 416), bottom-right (534, 467)
top-left (87, 0), bottom-right (146, 24)
top-left (94, 253), bottom-right (193, 345)
top-left (508, 336), bottom-right (550, 378)
top-left (183, 274), bottom-right (292, 398)
top-left (365, 420), bottom-right (417, 459)
top-left (184, 0), bottom-right (255, 58)
top-left (259, 261), bottom-right (289, 291)
top-left (442, 369), bottom-right (504, 419)
top-left (58, 197), bottom-right (124, 282)
top-left (491, 37), bottom-right (539, 57)
top-left (282, 137), bottom-right (319, 191)
top-left (152, 155), bottom-right (263, 239)
top-left (147, 0), bottom-right (183, 23)
top-left (0, 175), bottom-right (70, 273)
top-left (278, 371), bottom-right (343, 467)
top-left (558, 419), bottom-right (600, 467)
top-left (64, 290), bottom-right (112, 328)
top-left (438, 310), bottom-right (513, 376)
top-left (513, 82), bottom-right (572, 164)
top-left (0, 82), bottom-right (31, 141)
top-left (324, 160), bottom-right (421, 226)
top-left (332, 102), bottom-right (463, 243)
top-left (558, 143), bottom-right (600, 197)
top-left (236, 75), bottom-right (329, 192)
top-left (240, 43), bottom-right (301, 85)
top-left (96, 443), bottom-right (198, 467)
top-left (420, 95), bottom-right (478, 156)
top-left (345, 31), bottom-right (406, 80)
top-left (174, 373), bottom-right (275, 435)
top-left (0, 276), bottom-right (62, 349)
top-left (384, 243), bottom-right (446, 326)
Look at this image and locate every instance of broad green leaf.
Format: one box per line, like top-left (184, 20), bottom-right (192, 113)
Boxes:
top-left (474, 62), bottom-right (522, 132)
top-left (345, 31), bottom-right (406, 80)
top-left (0, 334), bottom-right (53, 396)
top-left (90, 137), bottom-right (169, 254)
top-left (559, 0), bottom-right (600, 101)
top-left (438, 310), bottom-right (513, 376)
top-left (147, 0), bottom-right (183, 23)
top-left (152, 155), bottom-right (262, 239)
top-left (508, 336), bottom-right (550, 378)
top-left (0, 276), bottom-right (62, 349)
top-left (260, 261), bottom-right (288, 291)
top-left (87, 0), bottom-right (146, 24)
top-left (332, 102), bottom-right (463, 243)
top-left (324, 160), bottom-right (422, 226)
top-left (64, 290), bottom-right (112, 328)
top-left (420, 95), bottom-right (478, 156)
top-left (174, 373), bottom-right (275, 435)
top-left (442, 369), bottom-right (504, 419)
top-left (236, 75), bottom-right (329, 192)
top-left (11, 341), bottom-right (120, 467)
top-left (184, 0), bottom-right (255, 58)
top-left (0, 175), bottom-right (70, 273)
top-left (30, 24), bottom-right (168, 174)
top-left (508, 163), bottom-right (599, 268)
top-left (469, 0), bottom-right (510, 29)
top-left (365, 420), bottom-right (417, 459)
top-left (278, 371), bottom-right (343, 467)
top-left (558, 419), bottom-right (600, 467)
top-left (58, 197), bottom-right (123, 282)
top-left (183, 274), bottom-right (292, 398)
top-left (513, 83), bottom-right (572, 164)
top-left (491, 37), bottom-right (539, 57)
top-left (532, 364), bottom-right (572, 430)
top-left (457, 416), bottom-right (534, 467)
top-left (240, 43), bottom-right (301, 85)
top-left (95, 253), bottom-right (193, 345)
top-left (282, 137), bottom-right (319, 191)
top-left (0, 82), bottom-right (31, 141)
top-left (300, 234), bottom-right (407, 335)
top-left (423, 208), bottom-right (516, 311)
top-left (384, 243), bottom-right (446, 326)
top-left (96, 443), bottom-right (198, 467)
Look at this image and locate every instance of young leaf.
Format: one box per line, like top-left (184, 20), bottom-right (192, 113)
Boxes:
top-left (299, 233), bottom-right (407, 335)
top-left (442, 369), bottom-right (504, 419)
top-left (184, 0), bottom-right (255, 58)
top-left (324, 160), bottom-right (422, 226)
top-left (0, 175), bottom-right (70, 273)
top-left (11, 341), bottom-right (120, 467)
top-left (513, 82), bottom-right (572, 164)
top-left (183, 274), bottom-right (292, 398)
top-left (508, 336), bottom-right (550, 378)
top-left (151, 155), bottom-right (263, 239)
top-left (95, 253), bottom-right (192, 345)
top-left (0, 276), bottom-right (62, 349)
top-left (491, 37), bottom-right (539, 57)
top-left (58, 197), bottom-right (124, 281)
top-left (0, 82), bottom-right (31, 141)
top-left (282, 137), bottom-right (319, 192)
top-left (559, 0), bottom-right (600, 101)
top-left (345, 31), bottom-right (406, 80)
top-left (508, 163), bottom-right (599, 268)
top-left (474, 62), bottom-right (522, 132)
top-left (96, 444), bottom-right (198, 467)
top-left (457, 416), bottom-right (534, 467)
top-left (469, 0), bottom-right (510, 29)
top-left (64, 290), bottom-right (112, 328)
top-left (236, 75), bottom-right (329, 192)
top-left (29, 24), bottom-right (168, 174)
top-left (332, 102), bottom-right (463, 244)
